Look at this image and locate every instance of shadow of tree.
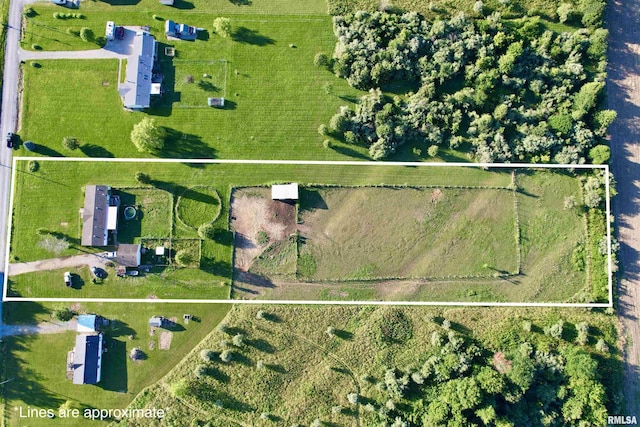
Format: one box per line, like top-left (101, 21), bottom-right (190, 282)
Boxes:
top-left (232, 26), bottom-right (275, 46)
top-left (159, 128), bottom-right (217, 159)
top-left (80, 144), bottom-right (114, 158)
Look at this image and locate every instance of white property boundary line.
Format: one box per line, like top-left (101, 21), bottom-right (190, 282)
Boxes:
top-left (2, 157), bottom-right (613, 308)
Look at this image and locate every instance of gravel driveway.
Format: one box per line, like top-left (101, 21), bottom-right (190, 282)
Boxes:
top-left (8, 253), bottom-right (110, 276)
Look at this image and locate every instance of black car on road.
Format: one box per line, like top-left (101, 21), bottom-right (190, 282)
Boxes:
top-left (6, 132), bottom-right (14, 148)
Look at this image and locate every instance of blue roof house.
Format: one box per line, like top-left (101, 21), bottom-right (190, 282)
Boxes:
top-left (77, 314), bottom-right (99, 333)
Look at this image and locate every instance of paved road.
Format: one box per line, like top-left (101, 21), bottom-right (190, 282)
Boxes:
top-left (0, 0), bottom-right (34, 334)
top-left (8, 252), bottom-right (110, 276)
top-left (607, 0), bottom-right (640, 416)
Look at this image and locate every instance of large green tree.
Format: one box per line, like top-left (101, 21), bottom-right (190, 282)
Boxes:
top-left (131, 118), bottom-right (166, 153)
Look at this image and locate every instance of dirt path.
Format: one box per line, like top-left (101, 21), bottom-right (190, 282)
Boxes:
top-left (0, 319), bottom-right (77, 338)
top-left (606, 0), bottom-right (640, 415)
top-left (8, 253), bottom-right (109, 276)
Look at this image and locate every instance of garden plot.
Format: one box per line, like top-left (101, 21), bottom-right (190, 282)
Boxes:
top-left (297, 186), bottom-right (519, 281)
top-left (173, 60), bottom-right (227, 108)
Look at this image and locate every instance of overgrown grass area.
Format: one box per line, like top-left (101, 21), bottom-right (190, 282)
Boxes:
top-left (298, 186), bottom-right (518, 280)
top-left (175, 186), bottom-right (221, 231)
top-left (112, 304), bottom-right (622, 426)
top-left (117, 188), bottom-right (173, 243)
top-left (1, 301), bottom-right (230, 427)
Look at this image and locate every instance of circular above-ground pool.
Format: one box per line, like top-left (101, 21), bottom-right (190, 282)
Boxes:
top-left (124, 206), bottom-right (137, 220)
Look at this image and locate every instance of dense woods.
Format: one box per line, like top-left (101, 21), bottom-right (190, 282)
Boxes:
top-left (327, 11), bottom-right (615, 162)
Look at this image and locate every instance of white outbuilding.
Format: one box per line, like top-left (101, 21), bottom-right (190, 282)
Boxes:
top-left (271, 183), bottom-right (299, 200)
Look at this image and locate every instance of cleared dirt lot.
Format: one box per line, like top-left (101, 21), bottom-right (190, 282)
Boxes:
top-left (230, 188), bottom-right (297, 297)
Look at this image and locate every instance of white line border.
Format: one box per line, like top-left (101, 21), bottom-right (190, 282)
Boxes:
top-left (2, 157), bottom-right (613, 308)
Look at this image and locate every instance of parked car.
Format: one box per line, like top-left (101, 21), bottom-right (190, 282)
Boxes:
top-left (64, 271), bottom-right (72, 287)
top-left (126, 270), bottom-right (139, 276)
top-left (116, 26), bottom-right (125, 40)
top-left (91, 266), bottom-right (107, 279)
top-left (105, 251), bottom-right (117, 259)
top-left (6, 132), bottom-right (14, 148)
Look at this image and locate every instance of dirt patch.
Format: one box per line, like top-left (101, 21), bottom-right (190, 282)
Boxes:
top-left (148, 340), bottom-right (156, 351)
top-left (230, 188), bottom-right (296, 272)
top-left (431, 188), bottom-right (443, 203)
top-left (159, 331), bottom-right (172, 350)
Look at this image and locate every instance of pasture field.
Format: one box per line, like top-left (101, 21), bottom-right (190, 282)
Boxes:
top-left (1, 301), bottom-right (230, 427)
top-left (109, 304), bottom-right (622, 426)
top-left (297, 186), bottom-right (518, 280)
top-left (7, 160), bottom-right (606, 303)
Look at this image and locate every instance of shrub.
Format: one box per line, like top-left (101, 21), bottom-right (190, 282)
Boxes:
top-left (442, 319), bottom-right (451, 330)
top-left (473, 0), bottom-right (483, 15)
top-left (130, 347), bottom-right (144, 361)
top-left (575, 321), bottom-right (589, 345)
top-left (198, 223), bottom-right (217, 240)
top-left (66, 28), bottom-right (79, 36)
top-left (256, 310), bottom-right (266, 320)
top-left (62, 136), bottom-right (80, 151)
top-left (344, 130), bottom-right (356, 144)
top-left (80, 27), bottom-right (94, 42)
top-left (544, 320), bottom-right (564, 339)
top-left (522, 320), bottom-right (532, 332)
top-left (323, 139), bottom-right (332, 149)
top-left (219, 349), bottom-right (232, 363)
top-left (595, 338), bottom-right (609, 352)
top-left (135, 171), bottom-right (151, 184)
top-left (347, 392), bottom-right (359, 404)
top-left (152, 14), bottom-right (163, 21)
top-left (317, 124), bottom-right (328, 136)
top-left (581, 0), bottom-right (605, 28)
top-left (557, 3), bottom-right (573, 23)
top-left (23, 7), bottom-right (35, 18)
top-left (588, 145), bottom-right (610, 164)
top-left (53, 307), bottom-right (73, 322)
top-left (194, 364), bottom-right (208, 378)
top-left (256, 360), bottom-right (265, 369)
top-left (329, 113), bottom-right (348, 133)
top-left (326, 326), bottom-right (335, 337)
top-left (331, 405), bottom-right (343, 414)
top-left (564, 195), bottom-right (577, 210)
top-left (213, 17), bottom-right (231, 37)
top-left (31, 44), bottom-right (41, 50)
top-left (53, 12), bottom-right (61, 19)
top-left (427, 145), bottom-right (439, 157)
top-left (27, 160), bottom-right (39, 172)
top-left (232, 333), bottom-right (245, 347)
top-left (200, 349), bottom-right (215, 362)
top-left (30, 62), bottom-right (41, 69)
top-left (314, 53), bottom-right (328, 67)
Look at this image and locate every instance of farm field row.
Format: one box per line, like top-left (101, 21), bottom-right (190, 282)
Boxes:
top-left (5, 159), bottom-right (608, 304)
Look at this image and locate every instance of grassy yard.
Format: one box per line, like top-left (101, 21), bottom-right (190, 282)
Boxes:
top-left (8, 160), bottom-right (602, 302)
top-left (110, 304), bottom-right (622, 426)
top-left (18, 14), bottom-right (371, 161)
top-left (298, 186), bottom-right (518, 280)
top-left (117, 188), bottom-right (173, 243)
top-left (1, 301), bottom-right (230, 427)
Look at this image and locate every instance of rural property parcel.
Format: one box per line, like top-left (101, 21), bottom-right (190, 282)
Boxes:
top-left (5, 159), bottom-right (609, 305)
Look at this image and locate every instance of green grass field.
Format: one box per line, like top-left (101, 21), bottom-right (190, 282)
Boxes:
top-left (1, 301), bottom-right (230, 427)
top-left (298, 186), bottom-right (518, 280)
top-left (8, 160), bottom-right (605, 302)
top-left (110, 304), bottom-right (622, 426)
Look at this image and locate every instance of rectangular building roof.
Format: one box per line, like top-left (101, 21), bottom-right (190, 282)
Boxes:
top-left (272, 183), bottom-right (299, 200)
top-left (77, 314), bottom-right (97, 332)
top-left (119, 32), bottom-right (157, 109)
top-left (117, 244), bottom-right (141, 267)
top-left (81, 185), bottom-right (110, 247)
top-left (73, 334), bottom-right (103, 385)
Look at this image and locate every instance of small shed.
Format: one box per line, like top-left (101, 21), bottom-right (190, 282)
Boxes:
top-left (208, 97), bottom-right (225, 108)
top-left (77, 314), bottom-right (100, 333)
top-left (272, 183), bottom-right (299, 200)
top-left (116, 244), bottom-right (142, 268)
top-left (149, 316), bottom-right (165, 327)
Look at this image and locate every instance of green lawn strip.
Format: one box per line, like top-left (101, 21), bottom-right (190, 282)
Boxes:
top-left (515, 170), bottom-right (591, 302)
top-left (328, 0), bottom-right (572, 20)
top-left (118, 187), bottom-right (173, 243)
top-left (298, 187), bottom-right (518, 280)
top-left (8, 266), bottom-right (229, 299)
top-left (112, 304), bottom-right (621, 426)
top-left (2, 302), bottom-right (230, 427)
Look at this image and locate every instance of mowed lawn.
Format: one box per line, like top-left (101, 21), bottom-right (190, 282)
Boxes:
top-left (8, 159), bottom-right (511, 299)
top-left (18, 14), bottom-right (366, 160)
top-left (298, 187), bottom-right (518, 280)
top-left (2, 301), bottom-right (230, 427)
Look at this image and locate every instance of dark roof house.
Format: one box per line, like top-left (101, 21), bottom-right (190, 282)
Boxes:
top-left (116, 244), bottom-right (142, 267)
top-left (81, 185), bottom-right (111, 247)
top-left (165, 20), bottom-right (198, 41)
top-left (118, 32), bottom-right (158, 110)
top-left (72, 334), bottom-right (104, 385)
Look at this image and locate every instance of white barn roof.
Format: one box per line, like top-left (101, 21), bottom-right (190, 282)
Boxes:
top-left (271, 183), bottom-right (299, 200)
